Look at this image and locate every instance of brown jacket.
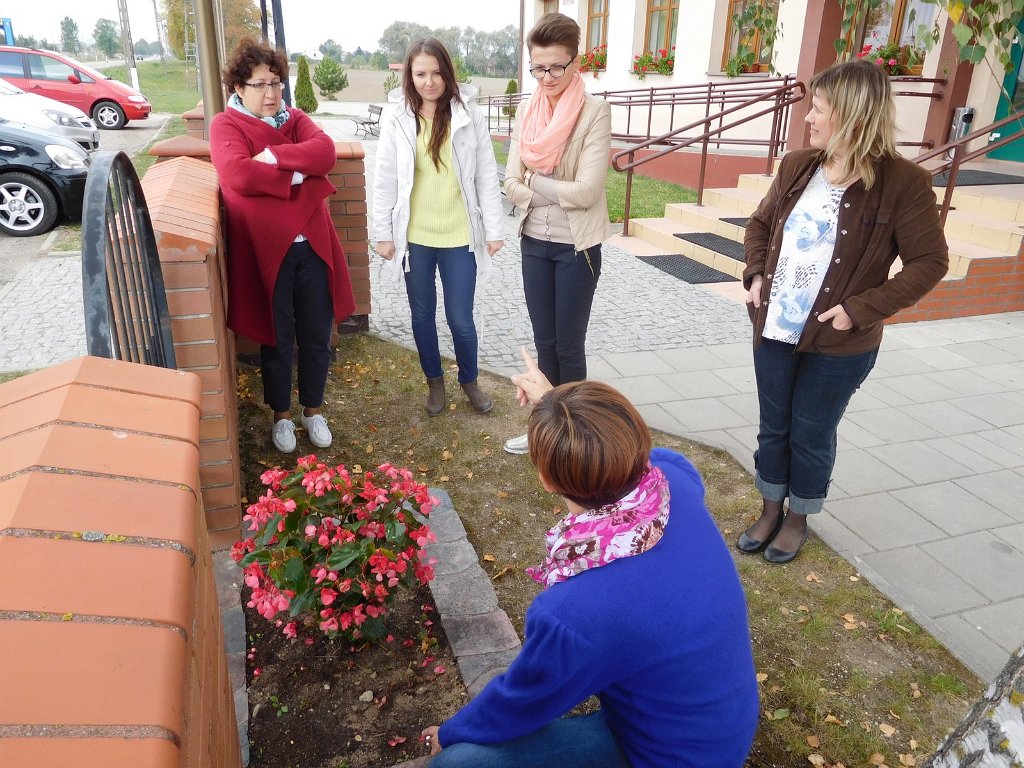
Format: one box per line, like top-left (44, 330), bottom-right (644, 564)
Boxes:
top-left (743, 148), bottom-right (948, 354)
top-left (504, 94), bottom-right (613, 252)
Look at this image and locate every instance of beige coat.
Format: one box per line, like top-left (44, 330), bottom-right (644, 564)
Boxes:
top-left (504, 94), bottom-right (613, 252)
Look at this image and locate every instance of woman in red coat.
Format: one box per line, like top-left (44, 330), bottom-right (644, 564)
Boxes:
top-left (211, 38), bottom-right (355, 454)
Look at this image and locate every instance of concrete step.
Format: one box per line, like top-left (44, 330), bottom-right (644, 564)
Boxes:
top-left (700, 186), bottom-right (763, 215)
top-left (627, 217), bottom-right (745, 279)
top-left (664, 202), bottom-right (748, 240)
top-left (941, 208), bottom-right (1024, 254)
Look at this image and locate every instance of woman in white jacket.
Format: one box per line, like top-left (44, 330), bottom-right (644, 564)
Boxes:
top-left (373, 37), bottom-right (504, 416)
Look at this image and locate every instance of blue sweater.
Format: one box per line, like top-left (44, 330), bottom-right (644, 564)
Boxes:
top-left (438, 448), bottom-right (759, 767)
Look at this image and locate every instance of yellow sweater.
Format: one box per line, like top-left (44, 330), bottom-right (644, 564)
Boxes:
top-left (407, 117), bottom-right (470, 247)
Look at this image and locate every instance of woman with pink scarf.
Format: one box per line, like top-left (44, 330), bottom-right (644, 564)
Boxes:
top-left (501, 13), bottom-right (613, 457)
top-left (420, 349), bottom-right (759, 768)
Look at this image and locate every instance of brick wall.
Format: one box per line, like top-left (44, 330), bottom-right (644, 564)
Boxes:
top-left (0, 356), bottom-right (240, 768)
top-left (140, 157), bottom-right (242, 550)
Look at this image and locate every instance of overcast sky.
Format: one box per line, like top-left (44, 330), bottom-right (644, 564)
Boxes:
top-left (13, 0), bottom-right (521, 53)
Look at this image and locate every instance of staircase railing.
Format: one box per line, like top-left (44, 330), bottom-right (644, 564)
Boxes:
top-left (913, 112), bottom-right (1024, 225)
top-left (609, 79), bottom-right (806, 235)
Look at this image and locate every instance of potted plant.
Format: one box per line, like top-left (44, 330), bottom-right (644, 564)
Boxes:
top-left (724, 0), bottom-right (778, 77)
top-left (631, 46), bottom-right (675, 79)
top-left (579, 43), bottom-right (607, 76)
top-left (856, 42), bottom-right (924, 77)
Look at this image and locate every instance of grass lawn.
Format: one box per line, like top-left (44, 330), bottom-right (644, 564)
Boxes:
top-left (104, 60), bottom-right (204, 115)
top-left (490, 137), bottom-right (695, 223)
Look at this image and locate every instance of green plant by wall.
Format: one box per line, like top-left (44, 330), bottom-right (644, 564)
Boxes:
top-left (294, 55), bottom-right (318, 114)
top-left (725, 0), bottom-right (780, 77)
top-left (631, 47), bottom-right (675, 79)
top-left (503, 78), bottom-right (518, 117)
top-left (312, 55), bottom-right (349, 100)
top-left (383, 71), bottom-right (400, 98)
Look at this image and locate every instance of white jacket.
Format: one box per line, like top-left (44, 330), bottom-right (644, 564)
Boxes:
top-left (372, 85), bottom-right (504, 283)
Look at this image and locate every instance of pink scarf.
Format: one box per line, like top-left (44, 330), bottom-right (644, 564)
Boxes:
top-left (526, 466), bottom-right (671, 588)
top-left (518, 72), bottom-right (587, 175)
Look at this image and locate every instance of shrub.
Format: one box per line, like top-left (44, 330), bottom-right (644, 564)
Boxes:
top-left (313, 55), bottom-right (349, 100)
top-left (232, 456), bottom-right (438, 643)
top-left (383, 71), bottom-right (400, 97)
top-left (294, 55), bottom-right (319, 114)
top-left (503, 78), bottom-right (518, 118)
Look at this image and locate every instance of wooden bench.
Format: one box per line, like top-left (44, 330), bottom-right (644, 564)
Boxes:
top-left (353, 104), bottom-right (382, 137)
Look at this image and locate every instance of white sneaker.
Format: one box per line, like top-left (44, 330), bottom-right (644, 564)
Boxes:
top-left (503, 433), bottom-right (529, 455)
top-left (272, 419), bottom-right (297, 453)
top-left (300, 412), bottom-right (333, 448)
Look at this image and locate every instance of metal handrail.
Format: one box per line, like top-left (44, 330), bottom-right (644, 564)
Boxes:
top-left (610, 79), bottom-right (806, 234)
top-left (81, 151), bottom-right (176, 368)
top-left (913, 111), bottom-right (1024, 225)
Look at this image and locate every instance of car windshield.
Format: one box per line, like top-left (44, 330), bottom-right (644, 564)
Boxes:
top-left (0, 77), bottom-right (22, 96)
top-left (58, 54), bottom-right (110, 81)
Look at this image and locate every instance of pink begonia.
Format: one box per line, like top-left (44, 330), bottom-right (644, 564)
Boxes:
top-left (876, 57), bottom-right (884, 65)
top-left (282, 622), bottom-right (297, 639)
top-left (320, 587), bottom-right (338, 606)
top-left (259, 468), bottom-right (288, 489)
top-left (305, 524), bottom-right (317, 537)
top-left (888, 58), bottom-right (897, 66)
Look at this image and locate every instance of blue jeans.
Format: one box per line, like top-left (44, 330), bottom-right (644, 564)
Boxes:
top-left (521, 236), bottom-right (601, 386)
top-left (405, 243), bottom-right (479, 384)
top-left (753, 338), bottom-right (877, 515)
top-left (430, 711), bottom-right (631, 768)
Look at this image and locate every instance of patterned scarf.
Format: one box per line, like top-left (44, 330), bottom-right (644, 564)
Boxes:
top-left (527, 465), bottom-right (671, 588)
top-left (227, 92), bottom-right (291, 129)
top-left (518, 71), bottom-right (587, 175)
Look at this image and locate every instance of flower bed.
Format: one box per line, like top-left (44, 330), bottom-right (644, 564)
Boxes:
top-left (632, 47), bottom-right (675, 79)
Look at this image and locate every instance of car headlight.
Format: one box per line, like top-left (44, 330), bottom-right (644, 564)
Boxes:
top-left (45, 144), bottom-right (88, 170)
top-left (43, 109), bottom-right (76, 127)
top-left (128, 95), bottom-right (148, 103)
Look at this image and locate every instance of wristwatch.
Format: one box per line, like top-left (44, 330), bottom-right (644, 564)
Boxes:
top-left (524, 170), bottom-right (534, 187)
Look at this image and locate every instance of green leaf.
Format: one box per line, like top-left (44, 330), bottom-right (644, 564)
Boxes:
top-left (259, 516), bottom-right (281, 547)
top-left (963, 44), bottom-right (986, 64)
top-left (772, 708), bottom-right (791, 721)
top-left (360, 616), bottom-right (387, 640)
top-left (327, 542), bottom-right (363, 571)
top-left (288, 590), bottom-right (312, 618)
top-left (240, 549), bottom-right (272, 567)
top-left (951, 22), bottom-right (974, 47)
top-left (284, 555), bottom-right (306, 584)
top-left (834, 38), bottom-right (847, 55)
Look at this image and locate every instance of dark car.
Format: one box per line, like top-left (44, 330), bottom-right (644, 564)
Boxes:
top-left (0, 120), bottom-right (89, 236)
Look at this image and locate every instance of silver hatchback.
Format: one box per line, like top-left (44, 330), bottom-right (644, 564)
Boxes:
top-left (0, 77), bottom-right (99, 150)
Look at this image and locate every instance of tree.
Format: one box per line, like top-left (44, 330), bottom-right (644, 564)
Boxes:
top-left (94, 19), bottom-right (121, 58)
top-left (503, 78), bottom-right (518, 118)
top-left (312, 56), bottom-right (349, 100)
top-left (319, 39), bottom-right (344, 62)
top-left (294, 56), bottom-right (318, 114)
top-left (452, 54), bottom-right (472, 83)
top-left (60, 17), bottom-right (81, 55)
top-left (15, 35), bottom-right (38, 49)
top-left (383, 71), bottom-right (399, 98)
top-left (378, 20), bottom-right (431, 61)
top-left (370, 50), bottom-right (388, 70)
top-left (164, 0), bottom-right (259, 60)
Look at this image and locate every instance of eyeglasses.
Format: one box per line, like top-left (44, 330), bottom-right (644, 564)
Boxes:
top-left (528, 60), bottom-right (574, 79)
top-left (244, 81), bottom-right (285, 92)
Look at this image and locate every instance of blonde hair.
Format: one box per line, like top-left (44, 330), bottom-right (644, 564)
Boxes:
top-left (527, 381), bottom-right (651, 508)
top-left (808, 59), bottom-right (897, 189)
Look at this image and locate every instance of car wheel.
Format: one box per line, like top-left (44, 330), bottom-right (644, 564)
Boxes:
top-left (93, 101), bottom-right (126, 130)
top-left (0, 173), bottom-right (59, 237)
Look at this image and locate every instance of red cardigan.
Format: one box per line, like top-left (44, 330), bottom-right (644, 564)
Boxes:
top-left (210, 107), bottom-right (355, 346)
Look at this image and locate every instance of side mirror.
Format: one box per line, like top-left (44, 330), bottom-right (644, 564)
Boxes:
top-left (67, 74), bottom-right (81, 85)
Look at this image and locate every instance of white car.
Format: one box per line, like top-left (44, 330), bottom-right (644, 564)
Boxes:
top-left (0, 77), bottom-right (99, 151)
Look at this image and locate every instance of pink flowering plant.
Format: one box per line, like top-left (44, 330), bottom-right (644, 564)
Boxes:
top-left (579, 43), bottom-right (607, 74)
top-left (855, 42), bottom-right (919, 76)
top-left (232, 455), bottom-right (438, 644)
top-left (632, 47), bottom-right (675, 79)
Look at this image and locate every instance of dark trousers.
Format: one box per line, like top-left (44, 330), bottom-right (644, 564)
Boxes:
top-left (521, 235), bottom-right (601, 386)
top-left (752, 338), bottom-right (877, 515)
top-left (261, 241), bottom-right (334, 413)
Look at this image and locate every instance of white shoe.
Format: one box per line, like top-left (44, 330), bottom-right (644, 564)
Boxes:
top-left (300, 412), bottom-right (333, 448)
top-left (503, 433), bottom-right (529, 455)
top-left (272, 419), bottom-right (297, 453)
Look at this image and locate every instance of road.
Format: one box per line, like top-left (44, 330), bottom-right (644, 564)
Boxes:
top-left (0, 113), bottom-right (171, 292)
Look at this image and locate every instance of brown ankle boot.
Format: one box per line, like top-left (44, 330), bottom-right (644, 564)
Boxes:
top-left (425, 376), bottom-right (445, 416)
top-left (460, 380), bottom-right (493, 414)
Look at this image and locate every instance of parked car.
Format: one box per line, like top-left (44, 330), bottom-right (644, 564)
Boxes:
top-left (0, 77), bottom-right (99, 150)
top-left (0, 120), bottom-right (89, 236)
top-left (0, 46), bottom-right (151, 130)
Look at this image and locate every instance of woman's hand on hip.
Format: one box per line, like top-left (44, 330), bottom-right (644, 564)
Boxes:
top-left (747, 274), bottom-right (764, 308)
top-left (818, 304), bottom-right (854, 330)
top-left (486, 240), bottom-right (504, 256)
top-left (376, 241), bottom-right (396, 261)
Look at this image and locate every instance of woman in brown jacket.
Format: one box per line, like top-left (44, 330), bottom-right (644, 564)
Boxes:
top-left (738, 59), bottom-right (948, 563)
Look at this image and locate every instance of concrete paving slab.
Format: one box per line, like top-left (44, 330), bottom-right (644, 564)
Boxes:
top-left (584, 355), bottom-right (620, 381)
top-left (844, 407), bottom-right (941, 444)
top-left (952, 392), bottom-right (1024, 429)
top-left (829, 449), bottom-right (914, 495)
top-left (947, 340), bottom-right (1017, 366)
top-left (922, 436), bottom-right (1004, 475)
top-left (954, 469), bottom-right (1024, 523)
top-left (599, 374), bottom-right (684, 406)
top-left (948, 430), bottom-right (1024, 470)
top-left (855, 378), bottom-right (916, 408)
top-left (659, 370), bottom-right (740, 399)
top-left (857, 547), bottom-right (989, 616)
top-left (661, 396), bottom-right (749, 432)
top-left (653, 346), bottom-right (729, 372)
top-left (871, 350), bottom-right (946, 377)
top-left (993, 523), bottom-right (1024, 554)
top-left (715, 365), bottom-right (758, 393)
top-left (920, 531), bottom-right (1024, 603)
top-left (932, 614), bottom-right (1012, 682)
top-left (969, 362), bottom-right (1024, 389)
top-left (891, 481), bottom-right (1014, 536)
top-left (808, 509), bottom-right (875, 558)
top-left (923, 368), bottom-right (1007, 397)
top-left (901, 346), bottom-right (975, 371)
top-left (716, 392), bottom-right (760, 423)
top-left (707, 342), bottom-right (754, 368)
top-left (883, 323), bottom-right (959, 348)
top-left (843, 389), bottom-right (889, 413)
top-left (826, 493), bottom-right (948, 550)
top-left (876, 372), bottom-right (963, 404)
top-left (636, 403), bottom-right (688, 438)
top-left (899, 401), bottom-right (996, 437)
top-left (602, 350), bottom-right (678, 377)
top-left (864, 441), bottom-right (975, 486)
top-left (838, 418), bottom-right (888, 449)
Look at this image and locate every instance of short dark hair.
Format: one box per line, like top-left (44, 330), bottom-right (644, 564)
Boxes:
top-left (528, 381), bottom-right (652, 508)
top-left (526, 12), bottom-right (581, 58)
top-left (222, 37), bottom-right (289, 90)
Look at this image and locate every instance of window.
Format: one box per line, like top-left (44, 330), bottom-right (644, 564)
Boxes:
top-left (27, 54), bottom-right (75, 82)
top-left (0, 51), bottom-right (23, 78)
top-left (855, 0), bottom-right (936, 54)
top-left (645, 0), bottom-right (679, 54)
top-left (722, 0), bottom-right (779, 72)
top-left (542, 0), bottom-right (559, 15)
top-left (586, 0), bottom-right (609, 52)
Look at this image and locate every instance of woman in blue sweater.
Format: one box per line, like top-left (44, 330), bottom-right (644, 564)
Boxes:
top-left (422, 351), bottom-right (759, 767)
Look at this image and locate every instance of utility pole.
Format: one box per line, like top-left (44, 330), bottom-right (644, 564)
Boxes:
top-left (117, 0), bottom-right (140, 92)
top-left (194, 0), bottom-right (224, 130)
top-left (269, 0), bottom-right (291, 106)
top-left (152, 0), bottom-right (166, 62)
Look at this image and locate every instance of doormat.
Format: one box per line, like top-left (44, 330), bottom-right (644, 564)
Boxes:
top-left (638, 254), bottom-right (738, 284)
top-left (933, 170), bottom-right (1024, 187)
top-left (674, 232), bottom-right (745, 262)
top-left (720, 217), bottom-right (750, 228)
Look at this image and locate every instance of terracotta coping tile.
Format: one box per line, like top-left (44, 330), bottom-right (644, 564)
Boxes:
top-left (0, 622), bottom-right (186, 735)
top-left (149, 135), bottom-right (211, 159)
top-left (0, 537), bottom-right (194, 632)
top-left (0, 385), bottom-right (200, 444)
top-left (335, 141), bottom-right (366, 160)
top-left (0, 474), bottom-right (197, 546)
top-left (0, 738), bottom-right (179, 767)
